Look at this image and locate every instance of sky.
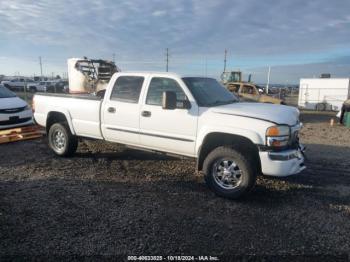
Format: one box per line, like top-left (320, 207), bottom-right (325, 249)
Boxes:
top-left (0, 0), bottom-right (350, 84)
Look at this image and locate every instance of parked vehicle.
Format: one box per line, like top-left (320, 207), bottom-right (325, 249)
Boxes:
top-left (227, 82), bottom-right (285, 104)
top-left (54, 80), bottom-right (68, 92)
top-left (27, 81), bottom-right (49, 92)
top-left (0, 84), bottom-right (33, 129)
top-left (298, 78), bottom-right (350, 111)
top-left (221, 71), bottom-right (284, 104)
top-left (1, 78), bottom-right (35, 91)
top-left (27, 81), bottom-right (65, 93)
top-left (33, 72), bottom-right (306, 199)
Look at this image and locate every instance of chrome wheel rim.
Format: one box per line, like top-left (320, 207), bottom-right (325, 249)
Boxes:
top-left (52, 130), bottom-right (66, 152)
top-left (212, 159), bottom-right (243, 189)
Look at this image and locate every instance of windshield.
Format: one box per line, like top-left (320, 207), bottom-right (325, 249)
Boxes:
top-left (0, 85), bottom-right (16, 98)
top-left (182, 77), bottom-right (238, 107)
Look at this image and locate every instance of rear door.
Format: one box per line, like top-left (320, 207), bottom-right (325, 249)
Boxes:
top-left (101, 74), bottom-right (146, 145)
top-left (139, 76), bottom-right (198, 156)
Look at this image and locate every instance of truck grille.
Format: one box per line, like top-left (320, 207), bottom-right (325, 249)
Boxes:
top-left (0, 106), bottom-right (26, 114)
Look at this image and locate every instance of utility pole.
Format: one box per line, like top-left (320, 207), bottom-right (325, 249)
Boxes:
top-left (224, 49), bottom-right (227, 72)
top-left (166, 48), bottom-right (169, 72)
top-left (39, 56), bottom-right (43, 78)
top-left (112, 53), bottom-right (116, 63)
top-left (266, 66), bottom-right (271, 94)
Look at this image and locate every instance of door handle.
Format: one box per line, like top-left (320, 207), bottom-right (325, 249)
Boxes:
top-left (108, 107), bottom-right (116, 113)
top-left (141, 111), bottom-right (151, 117)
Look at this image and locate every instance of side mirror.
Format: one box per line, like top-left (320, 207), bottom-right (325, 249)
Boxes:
top-left (162, 91), bottom-right (177, 110)
top-left (182, 100), bottom-right (191, 109)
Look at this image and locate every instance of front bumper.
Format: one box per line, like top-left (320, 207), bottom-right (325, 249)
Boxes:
top-left (0, 109), bottom-right (34, 130)
top-left (259, 145), bottom-right (306, 177)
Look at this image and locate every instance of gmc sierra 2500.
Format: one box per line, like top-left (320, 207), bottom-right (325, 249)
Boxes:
top-left (33, 72), bottom-right (305, 199)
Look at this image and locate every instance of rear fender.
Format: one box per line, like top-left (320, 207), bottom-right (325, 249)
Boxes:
top-left (46, 108), bottom-right (75, 135)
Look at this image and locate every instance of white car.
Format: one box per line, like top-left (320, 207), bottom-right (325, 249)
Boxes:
top-left (27, 81), bottom-right (65, 93)
top-left (33, 72), bottom-right (306, 199)
top-left (1, 78), bottom-right (35, 91)
top-left (27, 81), bottom-right (49, 93)
top-left (0, 84), bottom-right (33, 129)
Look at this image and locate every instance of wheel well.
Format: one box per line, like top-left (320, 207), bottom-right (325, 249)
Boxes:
top-left (197, 133), bottom-right (261, 173)
top-left (46, 112), bottom-right (68, 133)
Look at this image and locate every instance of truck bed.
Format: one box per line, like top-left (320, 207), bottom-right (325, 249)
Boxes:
top-left (36, 92), bottom-right (103, 101)
top-left (34, 92), bottom-right (104, 139)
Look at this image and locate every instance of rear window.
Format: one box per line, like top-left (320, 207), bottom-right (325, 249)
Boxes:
top-left (0, 85), bottom-right (16, 98)
top-left (110, 76), bottom-right (144, 103)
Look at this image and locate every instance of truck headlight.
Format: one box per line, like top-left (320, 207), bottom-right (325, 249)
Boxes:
top-left (266, 125), bottom-right (290, 148)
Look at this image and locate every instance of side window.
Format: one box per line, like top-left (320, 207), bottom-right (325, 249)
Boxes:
top-left (146, 77), bottom-right (186, 106)
top-left (228, 84), bottom-right (240, 93)
top-left (110, 76), bottom-right (144, 103)
top-left (241, 85), bottom-right (256, 95)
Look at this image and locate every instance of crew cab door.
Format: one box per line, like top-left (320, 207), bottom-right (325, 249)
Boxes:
top-left (101, 74), bottom-right (146, 145)
top-left (139, 76), bottom-right (198, 156)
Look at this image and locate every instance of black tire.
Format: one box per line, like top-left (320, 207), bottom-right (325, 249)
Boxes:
top-left (48, 122), bottom-right (78, 157)
top-left (203, 146), bottom-right (257, 199)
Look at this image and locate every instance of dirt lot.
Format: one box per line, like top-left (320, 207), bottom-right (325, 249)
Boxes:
top-left (1, 111), bottom-right (350, 260)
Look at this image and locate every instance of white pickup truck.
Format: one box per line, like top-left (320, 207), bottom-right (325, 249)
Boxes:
top-left (33, 72), bottom-right (305, 199)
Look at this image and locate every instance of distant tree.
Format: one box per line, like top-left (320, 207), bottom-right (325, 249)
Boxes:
top-left (55, 75), bottom-right (61, 79)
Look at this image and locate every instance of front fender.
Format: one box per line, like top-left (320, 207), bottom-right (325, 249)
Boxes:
top-left (195, 125), bottom-right (264, 156)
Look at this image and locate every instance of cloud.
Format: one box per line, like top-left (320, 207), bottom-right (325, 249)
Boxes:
top-left (152, 10), bottom-right (167, 17)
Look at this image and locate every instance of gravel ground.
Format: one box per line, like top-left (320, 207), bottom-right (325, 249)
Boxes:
top-left (0, 111), bottom-right (350, 261)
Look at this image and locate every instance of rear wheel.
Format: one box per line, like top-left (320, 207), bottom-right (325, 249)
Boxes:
top-left (48, 122), bottom-right (78, 156)
top-left (203, 146), bottom-right (256, 199)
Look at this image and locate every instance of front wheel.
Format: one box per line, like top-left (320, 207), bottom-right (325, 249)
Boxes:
top-left (48, 122), bottom-right (78, 156)
top-left (203, 146), bottom-right (257, 199)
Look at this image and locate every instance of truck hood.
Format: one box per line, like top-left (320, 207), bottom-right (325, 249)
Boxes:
top-left (0, 97), bottom-right (27, 110)
top-left (211, 102), bottom-right (299, 126)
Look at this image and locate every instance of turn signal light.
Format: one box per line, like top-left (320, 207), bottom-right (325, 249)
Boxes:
top-left (266, 126), bottom-right (280, 136)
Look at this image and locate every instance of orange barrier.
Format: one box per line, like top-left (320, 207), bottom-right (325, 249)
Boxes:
top-left (0, 125), bottom-right (45, 144)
